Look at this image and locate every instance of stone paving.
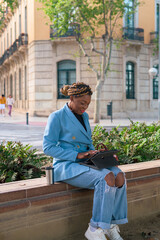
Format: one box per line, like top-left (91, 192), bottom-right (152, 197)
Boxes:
top-left (0, 111), bottom-right (158, 151)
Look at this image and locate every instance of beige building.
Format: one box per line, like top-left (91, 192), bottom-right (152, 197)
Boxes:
top-left (0, 0), bottom-right (159, 119)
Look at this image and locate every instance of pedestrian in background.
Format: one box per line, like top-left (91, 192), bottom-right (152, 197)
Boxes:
top-left (7, 95), bottom-right (14, 117)
top-left (1, 94), bottom-right (6, 117)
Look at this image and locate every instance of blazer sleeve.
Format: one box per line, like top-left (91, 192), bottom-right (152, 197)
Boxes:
top-left (43, 113), bottom-right (78, 161)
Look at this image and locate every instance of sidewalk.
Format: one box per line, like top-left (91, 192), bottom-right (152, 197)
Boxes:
top-left (0, 112), bottom-right (47, 127)
top-left (0, 111), bottom-right (158, 151)
top-left (0, 111), bottom-right (158, 127)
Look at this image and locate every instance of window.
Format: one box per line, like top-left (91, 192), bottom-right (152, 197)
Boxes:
top-left (10, 28), bottom-right (12, 45)
top-left (156, 3), bottom-right (160, 32)
top-left (10, 74), bottom-right (13, 96)
top-left (24, 66), bottom-right (27, 100)
top-left (7, 77), bottom-right (8, 97)
top-left (153, 65), bottom-right (159, 99)
top-left (57, 60), bottom-right (76, 99)
top-left (7, 33), bottom-right (9, 48)
top-left (124, 0), bottom-right (135, 28)
top-left (4, 78), bottom-right (5, 95)
top-left (4, 37), bottom-right (5, 51)
top-left (19, 68), bottom-right (21, 100)
top-left (126, 61), bottom-right (135, 99)
top-left (25, 6), bottom-right (27, 33)
top-left (19, 14), bottom-right (21, 35)
top-left (15, 22), bottom-right (17, 40)
top-left (14, 72), bottom-right (16, 100)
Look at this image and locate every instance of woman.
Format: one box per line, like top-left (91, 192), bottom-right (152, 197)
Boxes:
top-left (43, 82), bottom-right (127, 240)
top-left (7, 95), bottom-right (14, 116)
top-left (1, 94), bottom-right (6, 117)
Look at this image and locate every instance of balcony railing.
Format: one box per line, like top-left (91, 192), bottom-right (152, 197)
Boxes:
top-left (0, 33), bottom-right (28, 66)
top-left (50, 24), bottom-right (80, 38)
top-left (123, 27), bottom-right (144, 41)
top-left (150, 31), bottom-right (158, 44)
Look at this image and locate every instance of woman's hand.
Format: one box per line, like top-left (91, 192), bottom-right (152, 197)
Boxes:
top-left (77, 150), bottom-right (98, 159)
top-left (98, 148), bottom-right (106, 152)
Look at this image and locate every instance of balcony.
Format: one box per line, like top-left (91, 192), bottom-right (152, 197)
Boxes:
top-left (50, 24), bottom-right (80, 38)
top-left (150, 31), bottom-right (158, 44)
top-left (123, 27), bottom-right (144, 42)
top-left (0, 33), bottom-right (28, 66)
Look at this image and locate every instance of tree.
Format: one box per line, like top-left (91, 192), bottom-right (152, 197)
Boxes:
top-left (0, 0), bottom-right (17, 14)
top-left (39, 0), bottom-right (139, 123)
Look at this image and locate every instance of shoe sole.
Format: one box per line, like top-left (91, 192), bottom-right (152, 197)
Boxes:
top-left (84, 231), bottom-right (90, 240)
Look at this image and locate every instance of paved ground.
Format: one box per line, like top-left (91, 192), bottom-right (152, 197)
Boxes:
top-left (0, 111), bottom-right (158, 151)
top-left (0, 111), bottom-right (160, 239)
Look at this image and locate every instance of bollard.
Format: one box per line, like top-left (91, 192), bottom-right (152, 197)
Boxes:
top-left (26, 112), bottom-right (29, 125)
top-left (107, 101), bottom-right (113, 122)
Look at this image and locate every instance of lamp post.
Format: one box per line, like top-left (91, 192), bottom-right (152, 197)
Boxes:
top-left (148, 67), bottom-right (160, 120)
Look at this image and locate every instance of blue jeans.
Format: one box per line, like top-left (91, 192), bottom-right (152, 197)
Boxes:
top-left (64, 166), bottom-right (128, 229)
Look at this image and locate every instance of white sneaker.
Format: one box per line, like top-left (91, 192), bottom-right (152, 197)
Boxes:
top-left (104, 224), bottom-right (123, 240)
top-left (85, 226), bottom-right (107, 240)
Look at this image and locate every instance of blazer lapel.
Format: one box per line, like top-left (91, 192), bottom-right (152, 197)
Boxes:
top-left (64, 103), bottom-right (90, 139)
top-left (82, 113), bottom-right (91, 134)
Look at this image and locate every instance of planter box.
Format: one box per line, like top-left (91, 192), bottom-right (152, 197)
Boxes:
top-left (0, 160), bottom-right (160, 240)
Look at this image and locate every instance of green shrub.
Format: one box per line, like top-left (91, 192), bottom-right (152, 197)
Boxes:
top-left (0, 141), bottom-right (52, 183)
top-left (92, 121), bottom-right (160, 165)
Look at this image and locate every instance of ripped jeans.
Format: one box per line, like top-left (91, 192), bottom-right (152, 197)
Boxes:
top-left (63, 166), bottom-right (128, 229)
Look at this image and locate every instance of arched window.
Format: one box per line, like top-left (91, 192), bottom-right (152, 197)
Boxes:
top-left (126, 61), bottom-right (135, 99)
top-left (57, 60), bottom-right (76, 99)
top-left (25, 66), bottom-right (27, 100)
top-left (14, 72), bottom-right (16, 100)
top-left (10, 74), bottom-right (13, 97)
top-left (153, 64), bottom-right (158, 99)
top-left (4, 78), bottom-right (5, 95)
top-left (19, 68), bottom-right (21, 100)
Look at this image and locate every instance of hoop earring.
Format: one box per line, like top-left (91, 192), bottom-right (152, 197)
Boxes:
top-left (68, 102), bottom-right (73, 111)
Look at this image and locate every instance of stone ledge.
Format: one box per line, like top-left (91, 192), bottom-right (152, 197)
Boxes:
top-left (0, 160), bottom-right (160, 240)
top-left (0, 160), bottom-right (160, 207)
top-left (0, 160), bottom-right (160, 203)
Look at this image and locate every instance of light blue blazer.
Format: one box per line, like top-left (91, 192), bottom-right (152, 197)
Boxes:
top-left (43, 103), bottom-right (95, 182)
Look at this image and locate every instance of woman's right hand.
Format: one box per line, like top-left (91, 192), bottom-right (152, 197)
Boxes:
top-left (77, 150), bottom-right (98, 159)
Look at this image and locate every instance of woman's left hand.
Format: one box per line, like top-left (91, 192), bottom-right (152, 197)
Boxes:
top-left (77, 150), bottom-right (98, 159)
top-left (98, 148), bottom-right (106, 152)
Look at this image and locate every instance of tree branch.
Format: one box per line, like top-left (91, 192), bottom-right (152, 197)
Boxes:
top-left (105, 38), bottom-right (113, 74)
top-left (110, 11), bottom-right (122, 37)
top-left (91, 37), bottom-right (104, 56)
top-left (77, 38), bottom-right (100, 79)
top-left (76, 2), bottom-right (94, 35)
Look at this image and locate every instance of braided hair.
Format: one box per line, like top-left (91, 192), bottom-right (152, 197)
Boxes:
top-left (60, 82), bottom-right (92, 97)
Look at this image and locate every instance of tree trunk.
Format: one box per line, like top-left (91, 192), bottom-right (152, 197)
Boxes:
top-left (93, 78), bottom-right (103, 123)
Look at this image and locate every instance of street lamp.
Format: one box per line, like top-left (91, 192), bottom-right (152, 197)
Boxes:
top-left (148, 67), bottom-right (158, 77)
top-left (148, 67), bottom-right (160, 120)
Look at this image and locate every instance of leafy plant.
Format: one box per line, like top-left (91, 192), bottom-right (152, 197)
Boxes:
top-left (0, 141), bottom-right (52, 183)
top-left (92, 121), bottom-right (160, 165)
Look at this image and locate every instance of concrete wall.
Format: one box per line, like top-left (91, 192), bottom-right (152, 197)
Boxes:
top-left (0, 160), bottom-right (160, 240)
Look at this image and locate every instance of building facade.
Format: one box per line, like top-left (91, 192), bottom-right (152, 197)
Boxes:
top-left (0, 0), bottom-right (159, 119)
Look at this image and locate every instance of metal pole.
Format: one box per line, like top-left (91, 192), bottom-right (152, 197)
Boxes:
top-left (158, 5), bottom-right (160, 120)
top-left (111, 101), bottom-right (113, 122)
top-left (26, 112), bottom-right (29, 125)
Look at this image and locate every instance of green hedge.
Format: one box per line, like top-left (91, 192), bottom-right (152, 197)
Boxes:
top-left (0, 141), bottom-right (52, 183)
top-left (0, 121), bottom-right (160, 183)
top-left (92, 121), bottom-right (160, 164)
